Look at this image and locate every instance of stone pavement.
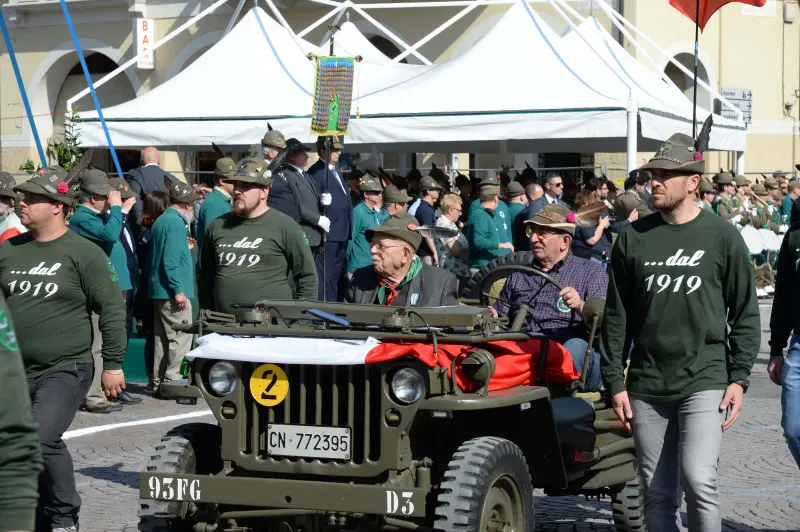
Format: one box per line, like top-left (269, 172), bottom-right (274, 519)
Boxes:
top-left (68, 304), bottom-right (799, 531)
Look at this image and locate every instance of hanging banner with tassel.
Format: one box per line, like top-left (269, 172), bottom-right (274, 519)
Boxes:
top-left (311, 56), bottom-right (355, 136)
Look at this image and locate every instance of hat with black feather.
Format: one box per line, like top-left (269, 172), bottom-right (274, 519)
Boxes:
top-left (639, 116), bottom-right (712, 174)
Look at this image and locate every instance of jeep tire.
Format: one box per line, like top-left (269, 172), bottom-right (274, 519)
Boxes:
top-left (139, 423), bottom-right (223, 532)
top-left (434, 436), bottom-right (534, 532)
top-left (610, 475), bottom-right (647, 532)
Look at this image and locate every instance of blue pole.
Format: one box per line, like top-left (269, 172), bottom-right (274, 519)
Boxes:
top-left (0, 11), bottom-right (47, 168)
top-left (59, 0), bottom-right (123, 179)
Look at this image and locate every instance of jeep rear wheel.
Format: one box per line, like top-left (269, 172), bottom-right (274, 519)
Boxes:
top-left (434, 436), bottom-right (534, 532)
top-left (611, 475), bottom-right (646, 532)
top-left (139, 423), bottom-right (222, 532)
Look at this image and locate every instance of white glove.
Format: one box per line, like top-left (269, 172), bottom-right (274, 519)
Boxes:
top-left (731, 215), bottom-right (742, 224)
top-left (750, 208), bottom-right (758, 217)
top-left (780, 224), bottom-right (789, 233)
top-left (742, 199), bottom-right (750, 210)
top-left (320, 193), bottom-right (332, 206)
top-left (317, 215), bottom-right (331, 233)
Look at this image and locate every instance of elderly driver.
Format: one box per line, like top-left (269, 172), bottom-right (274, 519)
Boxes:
top-left (490, 205), bottom-right (607, 390)
top-left (346, 212), bottom-right (459, 306)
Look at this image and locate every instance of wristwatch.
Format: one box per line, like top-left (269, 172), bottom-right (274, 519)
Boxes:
top-left (731, 379), bottom-right (750, 393)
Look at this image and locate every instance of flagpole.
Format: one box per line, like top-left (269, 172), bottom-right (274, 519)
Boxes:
top-left (692, 0), bottom-right (700, 139)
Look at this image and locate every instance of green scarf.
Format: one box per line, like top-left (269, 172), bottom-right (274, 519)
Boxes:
top-left (377, 255), bottom-right (423, 306)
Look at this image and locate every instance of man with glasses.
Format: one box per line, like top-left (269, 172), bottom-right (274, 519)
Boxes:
top-left (199, 161), bottom-right (318, 313)
top-left (489, 205), bottom-right (606, 390)
top-left (513, 173), bottom-right (569, 251)
top-left (346, 212), bottom-right (458, 306)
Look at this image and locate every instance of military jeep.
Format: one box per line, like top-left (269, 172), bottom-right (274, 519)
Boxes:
top-left (139, 266), bottom-right (643, 532)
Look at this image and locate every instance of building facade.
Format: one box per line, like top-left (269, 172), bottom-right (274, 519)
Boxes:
top-left (0, 0), bottom-right (797, 183)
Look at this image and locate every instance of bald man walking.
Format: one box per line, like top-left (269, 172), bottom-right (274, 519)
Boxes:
top-left (126, 147), bottom-right (178, 234)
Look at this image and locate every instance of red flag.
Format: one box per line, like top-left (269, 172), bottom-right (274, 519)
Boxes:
top-left (669, 0), bottom-right (766, 31)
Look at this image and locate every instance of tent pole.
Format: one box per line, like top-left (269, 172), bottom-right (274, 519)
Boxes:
top-left (225, 0), bottom-right (247, 35)
top-left (737, 151), bottom-right (745, 175)
top-left (692, 0), bottom-right (699, 139)
top-left (59, 0), bottom-right (123, 179)
top-left (0, 11), bottom-right (47, 168)
top-left (627, 95), bottom-right (638, 174)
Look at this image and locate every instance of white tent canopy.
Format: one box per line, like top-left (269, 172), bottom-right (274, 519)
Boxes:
top-left (77, 3), bottom-right (745, 154)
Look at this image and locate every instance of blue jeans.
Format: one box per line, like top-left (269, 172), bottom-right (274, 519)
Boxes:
top-left (631, 390), bottom-right (726, 532)
top-left (782, 334), bottom-right (800, 468)
top-left (562, 338), bottom-right (603, 391)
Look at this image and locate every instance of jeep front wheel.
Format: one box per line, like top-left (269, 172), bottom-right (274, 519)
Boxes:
top-left (434, 436), bottom-right (534, 532)
top-left (610, 475), bottom-right (647, 532)
top-left (139, 423), bottom-right (222, 532)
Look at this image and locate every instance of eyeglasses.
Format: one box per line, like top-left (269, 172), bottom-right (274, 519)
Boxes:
top-left (21, 193), bottom-right (50, 205)
top-left (372, 242), bottom-right (408, 252)
top-left (232, 182), bottom-right (261, 193)
top-left (526, 226), bottom-right (563, 239)
top-left (552, 182), bottom-right (564, 188)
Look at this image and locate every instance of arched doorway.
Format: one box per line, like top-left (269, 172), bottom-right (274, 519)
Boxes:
top-left (52, 52), bottom-right (138, 173)
top-left (664, 52), bottom-right (711, 111)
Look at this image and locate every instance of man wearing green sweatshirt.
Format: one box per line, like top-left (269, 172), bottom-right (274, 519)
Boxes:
top-left (466, 185), bottom-right (514, 270)
top-left (199, 160), bottom-right (317, 313)
top-left (196, 157), bottom-right (235, 247)
top-left (147, 177), bottom-right (198, 397)
top-left (0, 290), bottom-right (42, 532)
top-left (69, 169), bottom-right (140, 411)
top-left (600, 134), bottom-right (760, 532)
top-left (2, 171), bottom-right (127, 532)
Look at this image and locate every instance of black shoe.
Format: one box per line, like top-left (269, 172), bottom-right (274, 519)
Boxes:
top-left (116, 390), bottom-right (142, 405)
top-left (81, 401), bottom-right (123, 414)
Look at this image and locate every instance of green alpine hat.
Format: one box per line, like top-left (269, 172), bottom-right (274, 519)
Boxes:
top-left (773, 169), bottom-right (791, 179)
top-left (215, 157), bottom-right (236, 178)
top-left (716, 172), bottom-right (734, 186)
top-left (316, 135), bottom-right (343, 151)
top-left (358, 175), bottom-right (383, 192)
top-left (639, 133), bottom-right (705, 173)
top-left (419, 176), bottom-right (444, 191)
top-left (734, 174), bottom-right (748, 187)
top-left (506, 181), bottom-right (525, 198)
top-left (366, 212), bottom-right (422, 250)
top-left (14, 171), bottom-right (76, 206)
top-left (42, 165), bottom-right (68, 180)
top-left (261, 125), bottom-right (287, 149)
top-left (108, 177), bottom-right (136, 200)
top-left (225, 160), bottom-right (272, 187)
top-left (752, 183), bottom-right (768, 196)
top-left (164, 175), bottom-right (199, 203)
top-left (0, 172), bottom-right (16, 200)
top-left (79, 169), bottom-right (112, 196)
top-left (764, 177), bottom-right (779, 190)
top-left (698, 179), bottom-right (715, 194)
top-left (382, 184), bottom-right (412, 203)
top-left (477, 172), bottom-right (502, 188)
top-left (523, 204), bottom-right (576, 237)
top-left (789, 181), bottom-right (800, 192)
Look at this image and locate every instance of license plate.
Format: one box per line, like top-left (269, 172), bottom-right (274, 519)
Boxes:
top-left (267, 424), bottom-right (351, 460)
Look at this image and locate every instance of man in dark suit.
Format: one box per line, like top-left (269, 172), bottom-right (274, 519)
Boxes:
top-left (513, 173), bottom-right (569, 251)
top-left (126, 146), bottom-right (177, 234)
top-left (309, 135), bottom-right (350, 301)
top-left (346, 212), bottom-right (459, 307)
top-left (270, 139), bottom-right (329, 250)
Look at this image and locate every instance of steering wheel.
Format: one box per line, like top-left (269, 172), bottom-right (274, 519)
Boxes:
top-left (478, 264), bottom-right (565, 332)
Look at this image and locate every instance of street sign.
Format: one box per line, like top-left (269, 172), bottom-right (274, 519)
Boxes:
top-left (135, 18), bottom-right (155, 70)
top-left (728, 99), bottom-right (753, 112)
top-left (721, 88), bottom-right (752, 101)
top-left (721, 109), bottom-right (751, 124)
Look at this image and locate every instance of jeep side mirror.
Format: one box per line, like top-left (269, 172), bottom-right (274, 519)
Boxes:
top-left (581, 297), bottom-right (606, 329)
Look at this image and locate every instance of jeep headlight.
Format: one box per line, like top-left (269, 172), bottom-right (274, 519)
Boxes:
top-left (390, 368), bottom-right (424, 404)
top-left (208, 362), bottom-right (237, 396)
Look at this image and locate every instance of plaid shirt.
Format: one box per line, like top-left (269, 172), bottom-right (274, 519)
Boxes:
top-left (493, 252), bottom-right (608, 342)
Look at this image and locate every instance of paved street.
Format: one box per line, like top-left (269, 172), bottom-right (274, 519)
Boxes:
top-left (68, 304), bottom-right (799, 531)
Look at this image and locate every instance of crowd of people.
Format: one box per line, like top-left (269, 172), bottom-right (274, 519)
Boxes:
top-left (0, 124), bottom-right (798, 532)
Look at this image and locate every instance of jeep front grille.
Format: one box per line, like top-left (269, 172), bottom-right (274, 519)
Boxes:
top-left (242, 364), bottom-right (383, 470)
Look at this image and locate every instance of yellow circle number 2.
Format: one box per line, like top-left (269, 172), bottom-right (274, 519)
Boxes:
top-left (249, 364), bottom-right (289, 407)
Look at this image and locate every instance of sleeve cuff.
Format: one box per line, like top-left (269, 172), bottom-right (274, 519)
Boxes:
top-left (0, 506), bottom-right (36, 531)
top-left (607, 380), bottom-right (626, 396)
top-left (102, 360), bottom-right (123, 371)
top-left (728, 368), bottom-right (751, 383)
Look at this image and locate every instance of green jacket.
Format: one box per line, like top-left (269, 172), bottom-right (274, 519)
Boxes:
top-left (467, 206), bottom-right (510, 268)
top-left (714, 194), bottom-right (737, 220)
top-left (507, 202), bottom-right (526, 226)
top-left (68, 205), bottom-right (132, 291)
top-left (347, 202), bottom-right (388, 273)
top-left (147, 207), bottom-right (195, 299)
top-left (469, 198), bottom-right (511, 243)
top-left (197, 188), bottom-right (232, 248)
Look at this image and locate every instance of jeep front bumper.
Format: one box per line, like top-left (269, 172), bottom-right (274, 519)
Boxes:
top-left (140, 473), bottom-right (426, 517)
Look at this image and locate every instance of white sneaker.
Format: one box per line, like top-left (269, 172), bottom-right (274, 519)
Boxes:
top-left (764, 285), bottom-right (775, 294)
top-left (757, 288), bottom-right (767, 298)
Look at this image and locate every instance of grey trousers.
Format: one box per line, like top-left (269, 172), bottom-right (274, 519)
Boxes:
top-left (85, 313), bottom-right (106, 404)
top-left (630, 389), bottom-right (725, 532)
top-left (153, 299), bottom-right (193, 384)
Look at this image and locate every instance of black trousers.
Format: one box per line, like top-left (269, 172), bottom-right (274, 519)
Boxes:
top-left (29, 362), bottom-right (93, 531)
top-left (315, 240), bottom-right (347, 302)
